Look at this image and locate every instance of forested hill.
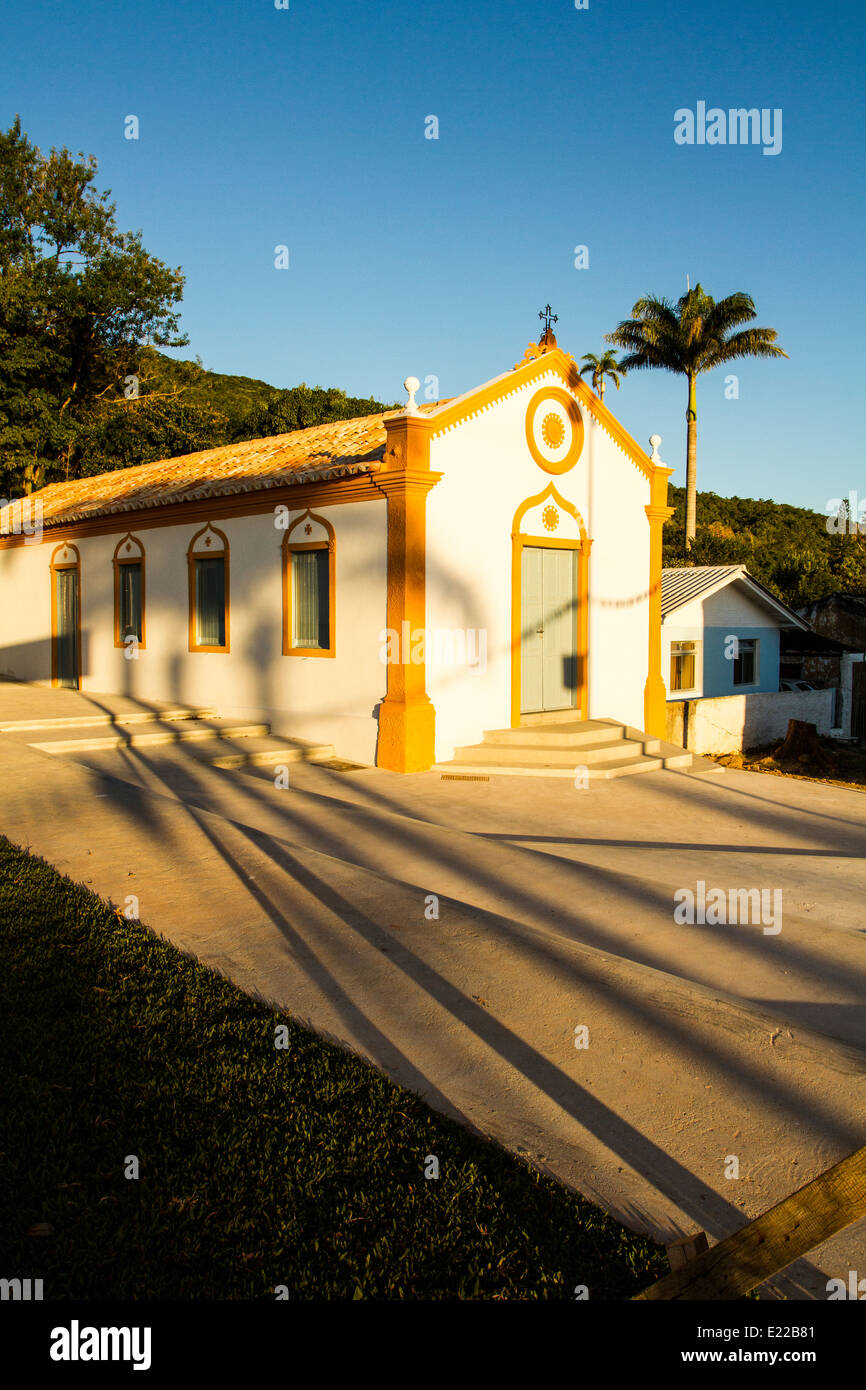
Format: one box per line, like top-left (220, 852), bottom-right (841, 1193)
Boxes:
top-left (58, 348), bottom-right (396, 482)
top-left (135, 348), bottom-right (397, 438)
top-left (0, 347), bottom-right (395, 497)
top-left (663, 484), bottom-right (866, 608)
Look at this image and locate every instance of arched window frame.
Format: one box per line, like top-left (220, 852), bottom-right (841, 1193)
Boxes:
top-left (49, 542), bottom-right (82, 689)
top-left (282, 510), bottom-right (336, 658)
top-left (187, 524), bottom-right (230, 653)
top-left (113, 533), bottom-right (146, 650)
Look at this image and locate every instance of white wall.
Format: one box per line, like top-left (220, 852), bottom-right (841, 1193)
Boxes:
top-left (836, 653), bottom-right (865, 737)
top-left (0, 540), bottom-right (53, 680)
top-left (584, 409), bottom-right (650, 728)
top-left (666, 688), bottom-right (836, 753)
top-left (662, 594), bottom-right (706, 696)
top-left (0, 500), bottom-right (388, 764)
top-left (425, 368), bottom-right (652, 761)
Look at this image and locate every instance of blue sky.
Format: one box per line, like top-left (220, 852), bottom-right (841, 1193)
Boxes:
top-left (2, 0), bottom-right (863, 511)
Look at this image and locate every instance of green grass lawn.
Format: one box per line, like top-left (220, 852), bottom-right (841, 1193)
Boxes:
top-left (0, 835), bottom-right (668, 1300)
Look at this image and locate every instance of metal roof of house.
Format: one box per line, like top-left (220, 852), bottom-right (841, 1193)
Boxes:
top-left (661, 564), bottom-right (809, 629)
top-left (661, 565), bottom-right (744, 617)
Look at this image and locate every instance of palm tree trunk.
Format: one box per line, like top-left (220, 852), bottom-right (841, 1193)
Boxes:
top-left (685, 374), bottom-right (697, 552)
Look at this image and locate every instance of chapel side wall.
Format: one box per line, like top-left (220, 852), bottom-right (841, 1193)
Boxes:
top-left (0, 541), bottom-right (54, 681)
top-left (424, 370), bottom-right (652, 762)
top-left (0, 500), bottom-right (387, 764)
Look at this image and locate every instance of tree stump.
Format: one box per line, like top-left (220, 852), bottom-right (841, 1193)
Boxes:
top-left (774, 719), bottom-right (831, 768)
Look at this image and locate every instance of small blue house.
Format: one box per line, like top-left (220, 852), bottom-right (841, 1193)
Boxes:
top-left (661, 565), bottom-right (809, 700)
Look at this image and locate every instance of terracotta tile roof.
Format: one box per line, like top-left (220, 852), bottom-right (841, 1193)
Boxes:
top-left (1, 402), bottom-right (447, 530)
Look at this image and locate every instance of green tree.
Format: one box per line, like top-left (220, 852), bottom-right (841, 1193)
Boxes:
top-left (0, 116), bottom-right (187, 494)
top-left (56, 357), bottom-right (396, 477)
top-left (606, 285), bottom-right (787, 552)
top-left (70, 349), bottom-right (236, 475)
top-left (578, 350), bottom-right (623, 403)
top-left (661, 481), bottom-right (866, 608)
top-left (235, 384), bottom-right (395, 441)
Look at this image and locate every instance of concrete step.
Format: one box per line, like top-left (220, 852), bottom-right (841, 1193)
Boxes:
top-left (29, 719), bottom-right (270, 754)
top-left (482, 720), bottom-right (627, 749)
top-left (517, 708), bottom-right (586, 725)
top-left (620, 727), bottom-right (723, 773)
top-left (0, 707), bottom-right (218, 733)
top-left (436, 715), bottom-right (703, 780)
top-left (659, 749), bottom-right (696, 769)
top-left (453, 737), bottom-right (647, 767)
top-left (434, 754), bottom-right (666, 779)
top-left (203, 735), bottom-right (335, 769)
top-left (20, 736), bottom-right (340, 794)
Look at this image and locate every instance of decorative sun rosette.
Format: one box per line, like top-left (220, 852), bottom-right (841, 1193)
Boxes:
top-left (524, 386), bottom-right (584, 474)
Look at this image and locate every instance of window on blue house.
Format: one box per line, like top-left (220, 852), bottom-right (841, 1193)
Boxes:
top-left (733, 638), bottom-right (758, 686)
top-left (670, 641), bottom-right (698, 692)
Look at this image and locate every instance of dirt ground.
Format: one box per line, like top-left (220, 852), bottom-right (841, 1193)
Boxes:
top-left (712, 737), bottom-right (866, 792)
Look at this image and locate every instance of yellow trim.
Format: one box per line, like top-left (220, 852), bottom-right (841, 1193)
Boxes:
top-left (524, 385), bottom-right (584, 474)
top-left (282, 509), bottom-right (336, 657)
top-left (0, 474), bottom-right (383, 549)
top-left (187, 524), bottom-right (230, 653)
top-left (644, 464), bottom-right (676, 735)
top-left (427, 347), bottom-right (656, 484)
top-left (427, 353), bottom-right (577, 436)
top-left (510, 485), bottom-right (591, 728)
top-left (375, 415), bottom-right (442, 772)
top-left (571, 373), bottom-right (654, 483)
top-left (112, 533), bottom-right (146, 650)
top-left (49, 542), bottom-right (82, 689)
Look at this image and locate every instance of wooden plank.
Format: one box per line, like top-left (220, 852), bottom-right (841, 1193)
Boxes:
top-left (635, 1144), bottom-right (866, 1300)
top-left (666, 1231), bottom-right (708, 1271)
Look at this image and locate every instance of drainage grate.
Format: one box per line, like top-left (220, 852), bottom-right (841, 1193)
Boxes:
top-left (440, 773), bottom-right (490, 782)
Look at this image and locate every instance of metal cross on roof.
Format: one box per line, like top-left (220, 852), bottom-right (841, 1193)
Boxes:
top-left (538, 304), bottom-right (558, 335)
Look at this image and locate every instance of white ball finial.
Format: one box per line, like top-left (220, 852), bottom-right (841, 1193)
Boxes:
top-left (403, 376), bottom-right (421, 414)
top-left (649, 434), bottom-right (663, 463)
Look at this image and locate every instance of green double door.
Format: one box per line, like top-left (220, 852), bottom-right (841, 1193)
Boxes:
top-left (520, 546), bottom-right (578, 715)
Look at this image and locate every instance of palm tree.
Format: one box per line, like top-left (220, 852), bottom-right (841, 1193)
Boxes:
top-left (605, 285), bottom-right (787, 550)
top-left (578, 350), bottom-right (623, 403)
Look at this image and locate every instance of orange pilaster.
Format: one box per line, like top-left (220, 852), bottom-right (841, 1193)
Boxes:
top-left (376, 415), bottom-right (441, 773)
top-left (644, 463), bottom-right (675, 738)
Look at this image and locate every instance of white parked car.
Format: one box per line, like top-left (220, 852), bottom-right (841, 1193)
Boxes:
top-left (780, 678), bottom-right (820, 692)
